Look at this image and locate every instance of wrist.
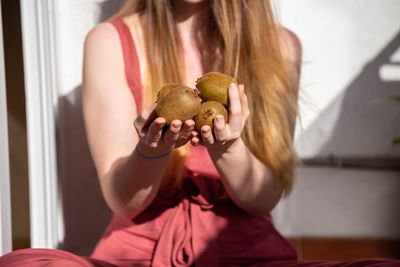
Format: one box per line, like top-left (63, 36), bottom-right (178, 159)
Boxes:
top-left (135, 141), bottom-right (171, 160)
top-left (207, 137), bottom-right (243, 157)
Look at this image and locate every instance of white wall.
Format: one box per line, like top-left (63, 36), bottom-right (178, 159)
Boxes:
top-left (273, 0), bottom-right (400, 238)
top-left (273, 167), bottom-right (400, 238)
top-left (278, 0), bottom-right (400, 159)
top-left (54, 0), bottom-right (124, 96)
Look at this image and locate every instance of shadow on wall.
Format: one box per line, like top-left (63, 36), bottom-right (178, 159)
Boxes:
top-left (97, 0), bottom-right (125, 22)
top-left (296, 31), bottom-right (400, 161)
top-left (58, 86), bottom-right (110, 256)
top-left (57, 0), bottom-right (124, 256)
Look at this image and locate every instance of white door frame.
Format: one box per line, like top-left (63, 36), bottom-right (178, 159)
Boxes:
top-left (0, 1), bottom-right (12, 256)
top-left (20, 0), bottom-right (63, 249)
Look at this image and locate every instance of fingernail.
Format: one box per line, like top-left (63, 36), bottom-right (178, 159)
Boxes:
top-left (156, 118), bottom-right (165, 125)
top-left (230, 83), bottom-right (239, 93)
top-left (193, 139), bottom-right (199, 146)
top-left (216, 115), bottom-right (223, 122)
top-left (172, 121), bottom-right (181, 128)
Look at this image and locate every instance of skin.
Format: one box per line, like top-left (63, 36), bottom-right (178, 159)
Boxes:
top-left (82, 0), bottom-right (301, 219)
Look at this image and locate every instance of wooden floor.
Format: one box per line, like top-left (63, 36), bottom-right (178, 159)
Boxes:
top-left (12, 238), bottom-right (30, 251)
top-left (287, 238), bottom-right (400, 261)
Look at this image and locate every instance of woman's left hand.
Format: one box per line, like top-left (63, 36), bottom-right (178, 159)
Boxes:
top-left (191, 83), bottom-right (250, 153)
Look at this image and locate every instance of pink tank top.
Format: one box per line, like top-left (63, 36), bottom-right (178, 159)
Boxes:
top-left (90, 18), bottom-right (297, 266)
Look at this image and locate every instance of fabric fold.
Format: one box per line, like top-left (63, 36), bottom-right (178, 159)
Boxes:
top-left (152, 199), bottom-right (194, 267)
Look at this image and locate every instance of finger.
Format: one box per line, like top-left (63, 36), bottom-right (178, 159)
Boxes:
top-left (175, 120), bottom-right (195, 147)
top-left (134, 114), bottom-right (148, 138)
top-left (238, 84), bottom-right (250, 123)
top-left (191, 130), bottom-right (199, 138)
top-left (190, 136), bottom-right (200, 146)
top-left (228, 83), bottom-right (243, 133)
top-left (144, 117), bottom-right (166, 147)
top-left (243, 93), bottom-right (250, 120)
top-left (201, 125), bottom-right (214, 145)
top-left (213, 115), bottom-right (228, 142)
top-left (190, 131), bottom-right (203, 146)
top-left (134, 118), bottom-right (145, 138)
top-left (180, 120), bottom-right (195, 139)
top-left (163, 120), bottom-right (182, 148)
top-left (238, 84), bottom-right (246, 115)
top-left (134, 104), bottom-right (157, 137)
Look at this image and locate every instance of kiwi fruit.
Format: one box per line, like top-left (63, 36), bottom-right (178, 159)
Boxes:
top-left (157, 83), bottom-right (182, 102)
top-left (156, 85), bottom-right (201, 125)
top-left (196, 72), bottom-right (238, 106)
top-left (195, 101), bottom-right (228, 132)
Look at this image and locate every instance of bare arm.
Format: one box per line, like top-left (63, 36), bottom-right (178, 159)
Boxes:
top-left (83, 23), bottom-right (194, 219)
top-left (195, 29), bottom-right (302, 216)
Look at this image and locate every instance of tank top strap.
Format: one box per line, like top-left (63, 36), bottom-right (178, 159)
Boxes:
top-left (108, 18), bottom-right (143, 113)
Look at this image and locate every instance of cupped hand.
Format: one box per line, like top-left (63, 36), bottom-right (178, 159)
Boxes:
top-left (134, 104), bottom-right (195, 157)
top-left (191, 83), bottom-right (250, 152)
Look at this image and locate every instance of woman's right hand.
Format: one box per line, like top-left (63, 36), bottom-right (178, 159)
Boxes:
top-left (134, 104), bottom-right (195, 157)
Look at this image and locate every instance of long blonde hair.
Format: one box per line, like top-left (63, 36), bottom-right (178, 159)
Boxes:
top-left (111, 0), bottom-right (298, 195)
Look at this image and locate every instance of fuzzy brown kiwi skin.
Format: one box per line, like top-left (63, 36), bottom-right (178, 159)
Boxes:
top-left (157, 83), bottom-right (182, 102)
top-left (156, 86), bottom-right (202, 125)
top-left (196, 72), bottom-right (238, 106)
top-left (195, 101), bottom-right (228, 132)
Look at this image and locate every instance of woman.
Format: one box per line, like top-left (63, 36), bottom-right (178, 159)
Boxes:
top-left (1, 0), bottom-right (398, 266)
top-left (83, 0), bottom-right (300, 264)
